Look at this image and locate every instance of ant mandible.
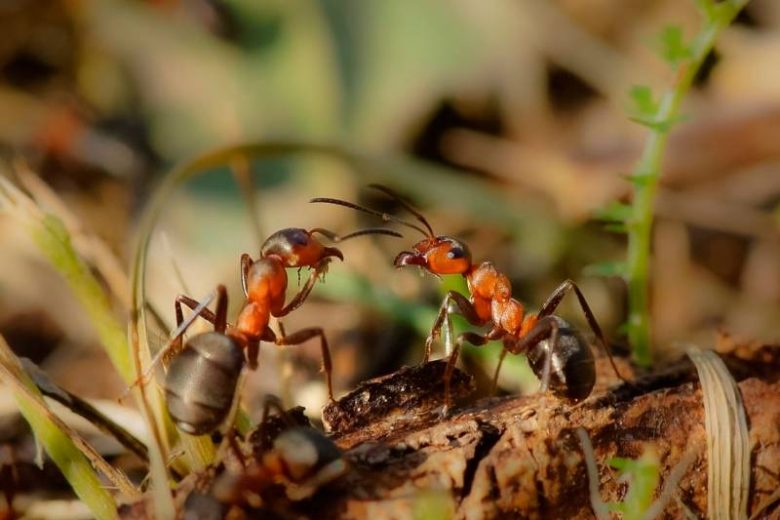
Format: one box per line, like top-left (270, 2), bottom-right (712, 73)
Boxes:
top-left (145, 226), bottom-right (401, 434)
top-left (312, 187), bottom-right (626, 414)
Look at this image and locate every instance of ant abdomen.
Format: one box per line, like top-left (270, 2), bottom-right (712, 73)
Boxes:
top-left (526, 316), bottom-right (596, 402)
top-left (165, 332), bottom-right (245, 435)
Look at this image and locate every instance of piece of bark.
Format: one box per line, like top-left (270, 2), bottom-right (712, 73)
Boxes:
top-left (120, 345), bottom-right (780, 519)
top-left (308, 348), bottom-right (780, 519)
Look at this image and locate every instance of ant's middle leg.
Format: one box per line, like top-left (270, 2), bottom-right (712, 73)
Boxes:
top-left (506, 316), bottom-right (561, 393)
top-left (263, 326), bottom-right (335, 402)
top-left (490, 339), bottom-right (513, 394)
top-left (442, 326), bottom-right (504, 415)
top-left (425, 291), bottom-right (487, 363)
top-left (537, 279), bottom-right (626, 383)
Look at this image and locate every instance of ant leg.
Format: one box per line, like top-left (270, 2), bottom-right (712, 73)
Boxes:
top-left (537, 279), bottom-right (626, 383)
top-left (272, 327), bottom-right (334, 402)
top-left (442, 326), bottom-right (503, 415)
top-left (168, 286), bottom-right (224, 357)
top-left (240, 254), bottom-right (252, 297)
top-left (425, 291), bottom-right (486, 363)
top-left (124, 288), bottom-right (220, 395)
top-left (258, 394), bottom-right (296, 430)
top-left (507, 316), bottom-right (561, 392)
top-left (490, 341), bottom-right (511, 394)
top-left (274, 258), bottom-right (332, 317)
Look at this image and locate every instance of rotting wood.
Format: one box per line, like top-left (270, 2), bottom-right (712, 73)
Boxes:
top-left (120, 342), bottom-right (780, 519)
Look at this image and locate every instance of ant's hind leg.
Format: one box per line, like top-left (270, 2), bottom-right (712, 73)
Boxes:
top-left (123, 287), bottom-right (223, 396)
top-left (537, 280), bottom-right (626, 384)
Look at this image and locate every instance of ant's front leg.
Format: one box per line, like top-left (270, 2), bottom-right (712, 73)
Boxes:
top-left (240, 254), bottom-right (253, 297)
top-left (441, 325), bottom-right (504, 416)
top-left (275, 258), bottom-right (333, 318)
top-left (425, 291), bottom-right (487, 363)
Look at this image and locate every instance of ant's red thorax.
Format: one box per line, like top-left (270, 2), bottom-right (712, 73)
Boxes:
top-left (466, 261), bottom-right (524, 328)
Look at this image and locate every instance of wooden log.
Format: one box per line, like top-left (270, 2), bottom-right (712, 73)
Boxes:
top-left (120, 343), bottom-right (780, 519)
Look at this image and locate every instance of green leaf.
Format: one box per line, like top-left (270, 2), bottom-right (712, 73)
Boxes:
top-left (693, 0), bottom-right (716, 21)
top-left (608, 450), bottom-right (660, 520)
top-left (712, 2), bottom-right (739, 24)
top-left (628, 114), bottom-right (683, 132)
top-left (657, 25), bottom-right (691, 66)
top-left (583, 261), bottom-right (627, 278)
top-left (628, 85), bottom-right (657, 119)
top-left (595, 201), bottom-right (632, 223)
top-left (624, 172), bottom-right (654, 188)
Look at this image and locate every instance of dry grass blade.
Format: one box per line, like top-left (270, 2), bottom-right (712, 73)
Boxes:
top-left (0, 173), bottom-right (174, 517)
top-left (21, 358), bottom-right (149, 463)
top-left (0, 335), bottom-right (130, 520)
top-left (686, 346), bottom-right (750, 520)
top-left (576, 427), bottom-right (610, 520)
top-left (14, 162), bottom-right (132, 307)
top-left (0, 174), bottom-right (134, 383)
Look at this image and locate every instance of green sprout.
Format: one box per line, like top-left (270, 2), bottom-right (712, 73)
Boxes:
top-left (607, 451), bottom-right (661, 520)
top-left (595, 0), bottom-right (750, 366)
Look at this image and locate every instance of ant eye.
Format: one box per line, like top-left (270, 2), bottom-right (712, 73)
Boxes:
top-left (447, 247), bottom-right (464, 260)
top-left (289, 229), bottom-right (310, 246)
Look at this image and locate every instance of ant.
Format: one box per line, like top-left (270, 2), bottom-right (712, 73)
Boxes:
top-left (312, 186), bottom-right (625, 414)
top-left (141, 226), bottom-right (401, 435)
top-left (208, 394), bottom-right (347, 511)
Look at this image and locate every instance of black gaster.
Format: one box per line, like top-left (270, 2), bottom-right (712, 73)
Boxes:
top-left (165, 332), bottom-right (245, 435)
top-left (526, 316), bottom-right (596, 401)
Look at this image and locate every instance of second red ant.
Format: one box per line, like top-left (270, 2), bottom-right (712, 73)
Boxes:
top-left (312, 186), bottom-right (626, 414)
top-left (139, 226), bottom-right (400, 435)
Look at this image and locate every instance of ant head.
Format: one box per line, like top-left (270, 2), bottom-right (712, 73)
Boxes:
top-left (261, 228), bottom-right (343, 268)
top-left (311, 184), bottom-right (473, 275)
top-left (394, 236), bottom-right (472, 275)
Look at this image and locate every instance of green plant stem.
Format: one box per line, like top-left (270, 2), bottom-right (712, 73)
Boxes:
top-left (0, 336), bottom-right (120, 520)
top-left (626, 0), bottom-right (748, 366)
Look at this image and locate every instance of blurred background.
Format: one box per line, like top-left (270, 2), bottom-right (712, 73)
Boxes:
top-left (1, 0), bottom-right (779, 513)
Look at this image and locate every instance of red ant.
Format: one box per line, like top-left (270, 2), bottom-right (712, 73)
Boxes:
top-left (207, 395), bottom-right (347, 512)
top-left (140, 226), bottom-right (401, 434)
top-left (312, 186), bottom-right (625, 414)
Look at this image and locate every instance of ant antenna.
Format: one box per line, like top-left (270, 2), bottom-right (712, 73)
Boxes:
top-left (366, 184), bottom-right (435, 238)
top-left (310, 227), bottom-right (402, 242)
top-left (310, 198), bottom-right (430, 238)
